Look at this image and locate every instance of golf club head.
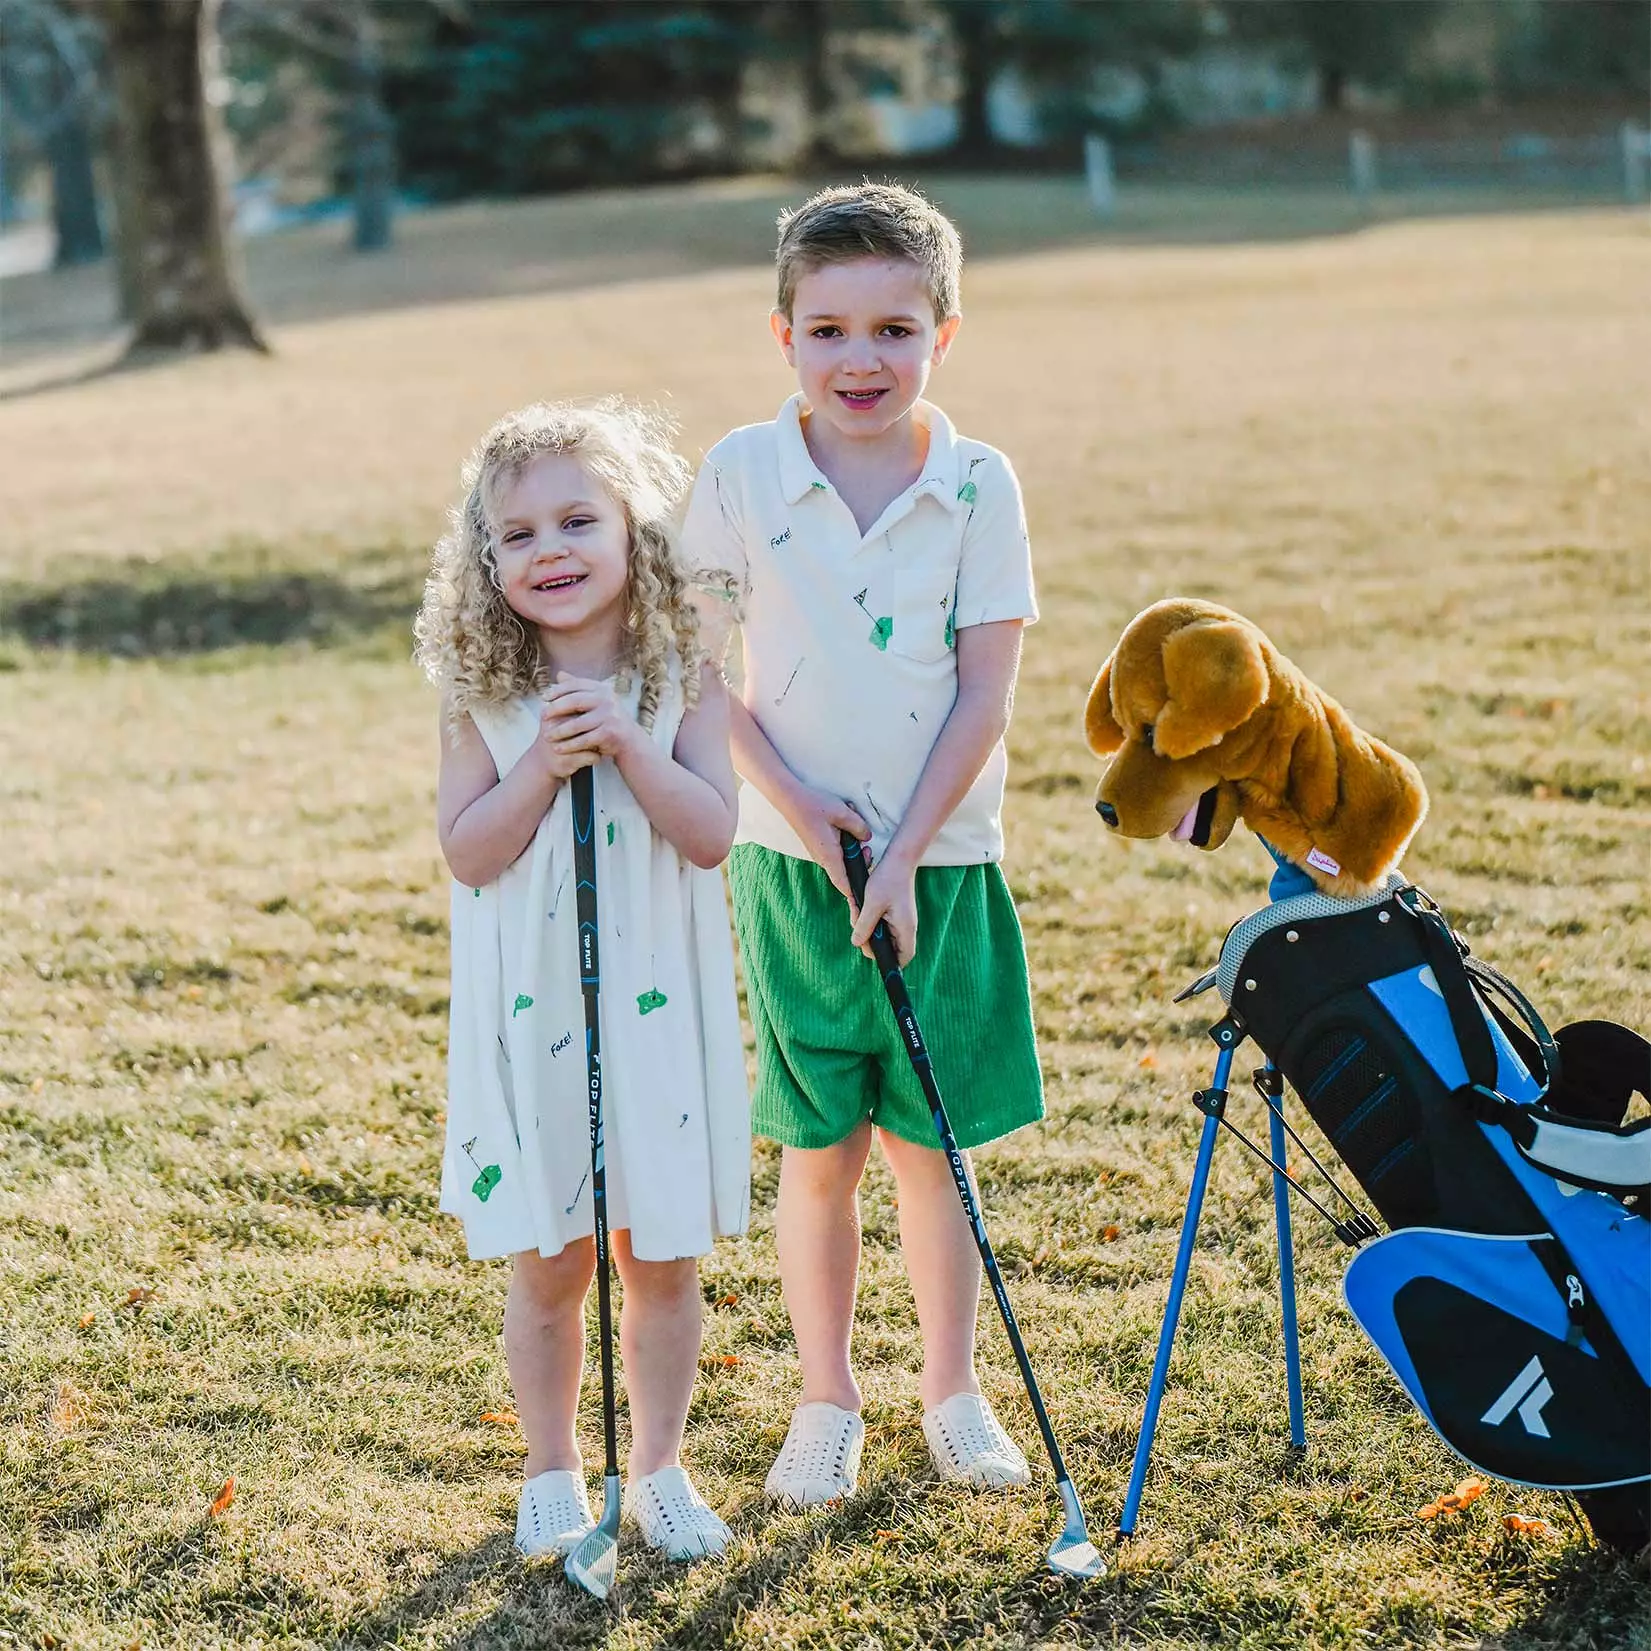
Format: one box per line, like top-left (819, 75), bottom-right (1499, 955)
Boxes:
top-left (1047, 1478), bottom-right (1106, 1580)
top-left (564, 1475), bottom-right (622, 1600)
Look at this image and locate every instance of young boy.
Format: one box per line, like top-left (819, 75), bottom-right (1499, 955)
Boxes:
top-left (681, 182), bottom-right (1044, 1506)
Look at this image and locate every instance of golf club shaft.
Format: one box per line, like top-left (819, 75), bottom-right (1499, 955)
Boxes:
top-left (573, 767), bottom-right (619, 1484)
top-left (840, 833), bottom-right (1074, 1489)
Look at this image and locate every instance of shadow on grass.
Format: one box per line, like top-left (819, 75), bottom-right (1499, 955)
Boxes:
top-left (1490, 1538), bottom-right (1651, 1651)
top-left (0, 549), bottom-right (423, 657)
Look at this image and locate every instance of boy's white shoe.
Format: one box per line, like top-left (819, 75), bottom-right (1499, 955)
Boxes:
top-left (514, 1468), bottom-right (595, 1558)
top-left (764, 1401), bottom-right (865, 1509)
top-left (923, 1392), bottom-right (1032, 1489)
top-left (624, 1466), bottom-right (733, 1561)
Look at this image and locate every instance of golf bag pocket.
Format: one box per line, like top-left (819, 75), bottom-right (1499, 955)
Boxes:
top-left (1344, 1225), bottom-right (1651, 1494)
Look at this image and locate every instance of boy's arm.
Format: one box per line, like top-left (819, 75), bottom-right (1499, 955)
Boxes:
top-left (848, 619), bottom-right (1024, 964)
top-left (729, 696), bottom-right (869, 902)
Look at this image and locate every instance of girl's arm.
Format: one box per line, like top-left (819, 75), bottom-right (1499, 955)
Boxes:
top-left (436, 701), bottom-right (591, 888)
top-left (849, 619), bottom-right (1024, 963)
top-left (546, 665), bottom-right (738, 868)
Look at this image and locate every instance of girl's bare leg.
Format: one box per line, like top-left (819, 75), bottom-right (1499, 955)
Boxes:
top-left (506, 1238), bottom-right (597, 1477)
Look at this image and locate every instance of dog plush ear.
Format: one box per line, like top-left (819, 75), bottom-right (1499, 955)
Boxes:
top-left (1155, 619), bottom-right (1270, 759)
top-left (1084, 655), bottom-right (1125, 755)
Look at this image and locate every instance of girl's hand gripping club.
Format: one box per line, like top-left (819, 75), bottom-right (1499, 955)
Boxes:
top-left (840, 833), bottom-right (1104, 1580)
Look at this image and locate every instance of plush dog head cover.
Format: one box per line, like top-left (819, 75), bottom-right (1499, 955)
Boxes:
top-left (1084, 598), bottom-right (1427, 896)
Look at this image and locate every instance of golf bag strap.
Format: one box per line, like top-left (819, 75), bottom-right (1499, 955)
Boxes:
top-left (1464, 957), bottom-right (1561, 1092)
top-left (1472, 1096), bottom-right (1651, 1201)
top-left (1528, 1233), bottom-right (1650, 1396)
top-left (1396, 888), bottom-right (1498, 1090)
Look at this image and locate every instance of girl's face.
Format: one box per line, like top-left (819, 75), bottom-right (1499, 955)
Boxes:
top-left (491, 453), bottom-right (629, 645)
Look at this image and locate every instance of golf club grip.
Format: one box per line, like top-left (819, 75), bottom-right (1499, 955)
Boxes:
top-left (572, 767), bottom-right (619, 1477)
top-left (837, 832), bottom-right (1072, 1485)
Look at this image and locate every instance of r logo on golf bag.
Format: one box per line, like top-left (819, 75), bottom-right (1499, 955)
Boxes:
top-left (1481, 1355), bottom-right (1555, 1439)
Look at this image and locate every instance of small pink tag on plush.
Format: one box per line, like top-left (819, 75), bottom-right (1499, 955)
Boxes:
top-left (1306, 847), bottom-right (1341, 876)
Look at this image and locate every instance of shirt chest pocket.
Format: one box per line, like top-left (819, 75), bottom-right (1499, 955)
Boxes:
top-left (888, 561), bottom-right (957, 665)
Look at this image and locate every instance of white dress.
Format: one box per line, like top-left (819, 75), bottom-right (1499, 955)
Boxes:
top-left (439, 669), bottom-right (750, 1263)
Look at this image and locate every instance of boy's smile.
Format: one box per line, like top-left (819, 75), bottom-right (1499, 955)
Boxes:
top-left (773, 258), bottom-right (960, 453)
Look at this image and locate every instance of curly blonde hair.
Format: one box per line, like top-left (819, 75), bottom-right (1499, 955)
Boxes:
top-left (415, 399), bottom-right (701, 732)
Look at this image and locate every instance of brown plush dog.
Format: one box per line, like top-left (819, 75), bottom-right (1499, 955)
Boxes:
top-left (1084, 598), bottom-right (1427, 897)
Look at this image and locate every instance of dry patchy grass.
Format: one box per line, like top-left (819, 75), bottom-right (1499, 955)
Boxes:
top-left (1, 194), bottom-right (1648, 1649)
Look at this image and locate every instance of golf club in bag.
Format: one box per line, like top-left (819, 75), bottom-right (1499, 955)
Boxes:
top-left (565, 766), bottom-right (623, 1599)
top-left (840, 833), bottom-right (1104, 1580)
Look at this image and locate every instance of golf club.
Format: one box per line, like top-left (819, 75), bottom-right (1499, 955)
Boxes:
top-left (841, 831), bottom-right (1104, 1580)
top-left (565, 766), bottom-right (622, 1599)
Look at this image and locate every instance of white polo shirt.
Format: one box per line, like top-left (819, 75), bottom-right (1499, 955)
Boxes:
top-left (680, 393), bottom-right (1038, 867)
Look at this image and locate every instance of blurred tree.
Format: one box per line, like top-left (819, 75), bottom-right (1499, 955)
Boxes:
top-left (221, 0), bottom-right (434, 251)
top-left (936, 0), bottom-right (1205, 154)
top-left (97, 0), bottom-right (266, 351)
top-left (1222, 0), bottom-right (1448, 111)
top-left (0, 0), bottom-right (106, 264)
top-left (1501, 0), bottom-right (1650, 97)
top-left (385, 0), bottom-right (762, 198)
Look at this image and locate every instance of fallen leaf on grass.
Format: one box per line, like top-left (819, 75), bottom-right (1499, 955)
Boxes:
top-left (123, 1287), bottom-right (156, 1310)
top-left (49, 1382), bottom-right (91, 1435)
top-left (1101, 1225), bottom-right (1121, 1242)
top-left (479, 1410), bottom-right (519, 1426)
top-left (1137, 1051), bottom-right (1158, 1070)
top-left (1418, 1477), bottom-right (1487, 1521)
top-left (1503, 1513), bottom-right (1553, 1537)
top-left (1346, 1488), bottom-right (1369, 1504)
top-left (208, 1477), bottom-right (236, 1518)
top-left (873, 1529), bottom-right (897, 1543)
top-left (717, 1354), bottom-right (741, 1367)
top-left (77, 1311), bottom-right (96, 1330)
top-left (717, 1293), bottom-right (739, 1308)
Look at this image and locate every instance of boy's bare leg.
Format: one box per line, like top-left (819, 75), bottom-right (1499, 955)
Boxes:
top-left (878, 1129), bottom-right (983, 1410)
top-left (776, 1122), bottom-right (874, 1411)
top-left (507, 1239), bottom-right (597, 1477)
top-left (613, 1232), bottom-right (703, 1478)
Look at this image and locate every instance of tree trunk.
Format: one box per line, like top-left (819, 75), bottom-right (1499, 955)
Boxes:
top-left (98, 0), bottom-right (266, 353)
top-left (349, 2), bottom-right (393, 252)
top-left (47, 50), bottom-right (104, 266)
top-left (951, 3), bottom-right (997, 158)
top-left (794, 0), bottom-right (833, 169)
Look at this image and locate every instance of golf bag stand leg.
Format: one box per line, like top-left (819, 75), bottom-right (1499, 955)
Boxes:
top-left (1119, 1042), bottom-right (1235, 1536)
top-left (1262, 1059), bottom-right (1307, 1451)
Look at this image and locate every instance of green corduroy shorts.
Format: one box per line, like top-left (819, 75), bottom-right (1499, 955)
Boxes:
top-left (728, 844), bottom-right (1045, 1151)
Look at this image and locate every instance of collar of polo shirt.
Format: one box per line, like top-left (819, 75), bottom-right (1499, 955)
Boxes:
top-left (775, 393), bottom-right (967, 512)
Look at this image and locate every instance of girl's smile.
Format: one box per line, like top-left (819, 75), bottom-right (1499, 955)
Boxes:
top-left (492, 453), bottom-right (629, 654)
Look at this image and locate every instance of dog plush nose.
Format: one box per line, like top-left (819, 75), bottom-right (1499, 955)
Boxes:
top-left (1095, 800), bottom-right (1119, 829)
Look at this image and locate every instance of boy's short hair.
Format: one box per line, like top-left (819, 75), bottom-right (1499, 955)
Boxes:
top-left (775, 182), bottom-right (963, 322)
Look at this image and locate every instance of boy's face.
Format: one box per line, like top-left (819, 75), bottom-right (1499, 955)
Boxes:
top-left (772, 258), bottom-right (960, 443)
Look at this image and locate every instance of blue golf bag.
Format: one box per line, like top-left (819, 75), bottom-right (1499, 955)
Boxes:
top-left (1208, 879), bottom-right (1650, 1553)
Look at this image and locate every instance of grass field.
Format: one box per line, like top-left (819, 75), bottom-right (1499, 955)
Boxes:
top-left (1, 181), bottom-right (1648, 1650)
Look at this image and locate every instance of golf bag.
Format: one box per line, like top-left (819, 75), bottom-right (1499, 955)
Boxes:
top-left (1208, 878), bottom-right (1651, 1554)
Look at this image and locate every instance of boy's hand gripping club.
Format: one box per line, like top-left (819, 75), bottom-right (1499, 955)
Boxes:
top-left (564, 766), bottom-right (622, 1600)
top-left (840, 833), bottom-right (1104, 1580)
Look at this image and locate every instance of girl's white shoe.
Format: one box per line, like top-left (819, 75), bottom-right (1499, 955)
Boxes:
top-left (923, 1392), bottom-right (1032, 1489)
top-left (624, 1466), bottom-right (733, 1561)
top-left (514, 1468), bottom-right (595, 1558)
top-left (764, 1401), bottom-right (865, 1509)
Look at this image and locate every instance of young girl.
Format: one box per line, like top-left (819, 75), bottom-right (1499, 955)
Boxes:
top-left (415, 400), bottom-right (750, 1564)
